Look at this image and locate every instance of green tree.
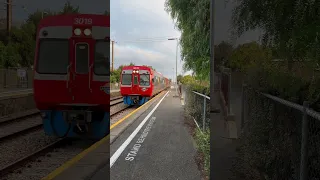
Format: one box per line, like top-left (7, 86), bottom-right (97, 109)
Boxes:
top-left (228, 42), bottom-right (272, 72)
top-left (26, 9), bottom-right (55, 33)
top-left (232, 0), bottom-right (320, 70)
top-left (165, 0), bottom-right (210, 80)
top-left (60, 1), bottom-right (80, 14)
top-left (177, 74), bottom-right (183, 83)
top-left (181, 75), bottom-right (195, 84)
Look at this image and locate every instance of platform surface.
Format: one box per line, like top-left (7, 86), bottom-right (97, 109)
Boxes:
top-left (44, 90), bottom-right (201, 180)
top-left (108, 90), bottom-right (201, 180)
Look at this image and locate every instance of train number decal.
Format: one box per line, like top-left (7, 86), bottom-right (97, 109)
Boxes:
top-left (74, 18), bottom-right (93, 25)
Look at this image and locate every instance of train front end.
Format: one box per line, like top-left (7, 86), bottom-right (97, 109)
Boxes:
top-left (33, 14), bottom-right (110, 139)
top-left (120, 66), bottom-right (152, 106)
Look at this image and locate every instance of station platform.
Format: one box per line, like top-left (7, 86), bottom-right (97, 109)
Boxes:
top-left (0, 89), bottom-right (33, 99)
top-left (43, 90), bottom-right (201, 180)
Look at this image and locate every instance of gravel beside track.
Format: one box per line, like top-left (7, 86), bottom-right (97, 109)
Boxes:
top-left (0, 130), bottom-right (58, 170)
top-left (0, 97), bottom-right (128, 179)
top-left (0, 114), bottom-right (41, 140)
top-left (0, 139), bottom-right (95, 180)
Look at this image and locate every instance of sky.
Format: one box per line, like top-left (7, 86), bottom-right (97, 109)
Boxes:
top-left (2, 0), bottom-right (262, 80)
top-left (110, 0), bottom-right (262, 80)
top-left (110, 0), bottom-right (183, 80)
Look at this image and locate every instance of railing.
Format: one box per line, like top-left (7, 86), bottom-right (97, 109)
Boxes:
top-left (235, 83), bottom-right (320, 180)
top-left (182, 85), bottom-right (210, 132)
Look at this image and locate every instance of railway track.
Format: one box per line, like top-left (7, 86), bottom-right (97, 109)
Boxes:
top-left (0, 97), bottom-right (125, 178)
top-left (0, 96), bottom-right (124, 143)
top-left (0, 91), bottom-right (165, 179)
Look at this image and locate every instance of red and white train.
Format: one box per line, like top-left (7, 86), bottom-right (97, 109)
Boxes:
top-left (33, 14), bottom-right (110, 139)
top-left (120, 66), bottom-right (170, 105)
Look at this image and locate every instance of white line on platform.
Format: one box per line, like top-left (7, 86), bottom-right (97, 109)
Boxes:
top-left (110, 91), bottom-right (169, 168)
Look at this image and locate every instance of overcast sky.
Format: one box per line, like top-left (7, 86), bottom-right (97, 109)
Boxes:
top-left (3, 0), bottom-right (261, 79)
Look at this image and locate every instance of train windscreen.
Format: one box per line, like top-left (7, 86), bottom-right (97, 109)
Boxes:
top-left (94, 41), bottom-right (110, 75)
top-left (122, 74), bottom-right (132, 85)
top-left (37, 40), bottom-right (69, 74)
top-left (140, 74), bottom-right (150, 86)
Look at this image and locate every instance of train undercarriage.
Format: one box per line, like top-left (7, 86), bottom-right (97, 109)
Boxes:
top-left (41, 108), bottom-right (109, 139)
top-left (123, 95), bottom-right (149, 106)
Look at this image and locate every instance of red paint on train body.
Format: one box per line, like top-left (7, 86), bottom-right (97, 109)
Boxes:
top-left (120, 66), bottom-right (170, 98)
top-left (33, 14), bottom-right (110, 112)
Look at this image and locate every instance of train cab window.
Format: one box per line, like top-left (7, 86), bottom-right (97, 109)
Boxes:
top-left (134, 76), bottom-right (138, 85)
top-left (140, 74), bottom-right (150, 86)
top-left (76, 43), bottom-right (89, 74)
top-left (121, 74), bottom-right (132, 85)
top-left (37, 40), bottom-right (69, 74)
top-left (94, 41), bottom-right (110, 75)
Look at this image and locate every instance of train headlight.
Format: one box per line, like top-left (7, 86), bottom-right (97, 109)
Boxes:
top-left (84, 29), bottom-right (91, 36)
top-left (74, 28), bottom-right (81, 35)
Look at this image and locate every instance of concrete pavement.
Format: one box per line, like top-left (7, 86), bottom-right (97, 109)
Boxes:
top-left (107, 90), bottom-right (201, 180)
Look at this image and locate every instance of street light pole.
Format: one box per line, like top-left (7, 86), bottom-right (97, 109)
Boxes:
top-left (172, 67), bottom-right (174, 85)
top-left (168, 37), bottom-right (179, 96)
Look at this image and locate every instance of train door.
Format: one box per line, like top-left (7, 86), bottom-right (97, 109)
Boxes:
top-left (70, 39), bottom-right (94, 103)
top-left (132, 73), bottom-right (140, 94)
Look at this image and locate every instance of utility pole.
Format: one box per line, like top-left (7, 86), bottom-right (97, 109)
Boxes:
top-left (111, 40), bottom-right (114, 72)
top-left (168, 38), bottom-right (179, 96)
top-left (6, 0), bottom-right (12, 37)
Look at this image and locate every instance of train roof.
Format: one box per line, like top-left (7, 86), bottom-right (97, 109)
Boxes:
top-left (122, 65), bottom-right (168, 79)
top-left (38, 14), bottom-right (109, 27)
top-left (122, 66), bottom-right (152, 71)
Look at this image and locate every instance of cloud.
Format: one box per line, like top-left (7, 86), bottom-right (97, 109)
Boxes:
top-left (111, 0), bottom-right (185, 80)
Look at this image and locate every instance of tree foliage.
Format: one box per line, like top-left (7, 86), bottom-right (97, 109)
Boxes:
top-left (228, 41), bottom-right (272, 72)
top-left (110, 62), bottom-right (135, 83)
top-left (0, 1), bottom-right (89, 68)
top-left (165, 0), bottom-right (211, 80)
top-left (165, 0), bottom-right (236, 82)
top-left (232, 0), bottom-right (320, 69)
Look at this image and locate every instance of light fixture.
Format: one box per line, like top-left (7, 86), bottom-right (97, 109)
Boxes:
top-left (74, 28), bottom-right (81, 35)
top-left (84, 29), bottom-right (91, 36)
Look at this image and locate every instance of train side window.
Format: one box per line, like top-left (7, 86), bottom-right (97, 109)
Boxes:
top-left (152, 78), bottom-right (154, 83)
top-left (75, 43), bottom-right (89, 74)
top-left (94, 41), bottom-right (110, 75)
top-left (121, 74), bottom-right (132, 85)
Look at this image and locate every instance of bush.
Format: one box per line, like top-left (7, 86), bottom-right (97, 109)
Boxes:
top-left (245, 62), bottom-right (320, 111)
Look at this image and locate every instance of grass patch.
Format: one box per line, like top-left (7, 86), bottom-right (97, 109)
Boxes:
top-left (194, 128), bottom-right (210, 178)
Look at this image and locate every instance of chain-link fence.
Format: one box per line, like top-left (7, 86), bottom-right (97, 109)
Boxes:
top-left (0, 68), bottom-right (33, 92)
top-left (233, 84), bottom-right (320, 180)
top-left (182, 85), bottom-right (210, 131)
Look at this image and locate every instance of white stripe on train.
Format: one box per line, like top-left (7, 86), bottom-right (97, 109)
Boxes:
top-left (38, 26), bottom-right (110, 39)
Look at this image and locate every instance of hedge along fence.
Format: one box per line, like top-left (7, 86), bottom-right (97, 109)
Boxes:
top-left (182, 83), bottom-right (210, 176)
top-left (182, 84), bottom-right (210, 131)
top-left (231, 63), bottom-right (320, 180)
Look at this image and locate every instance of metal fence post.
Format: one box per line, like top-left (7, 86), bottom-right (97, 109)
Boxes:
top-left (300, 101), bottom-right (309, 180)
top-left (228, 70), bottom-right (232, 115)
top-left (241, 83), bottom-right (246, 130)
top-left (203, 96), bottom-right (206, 130)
